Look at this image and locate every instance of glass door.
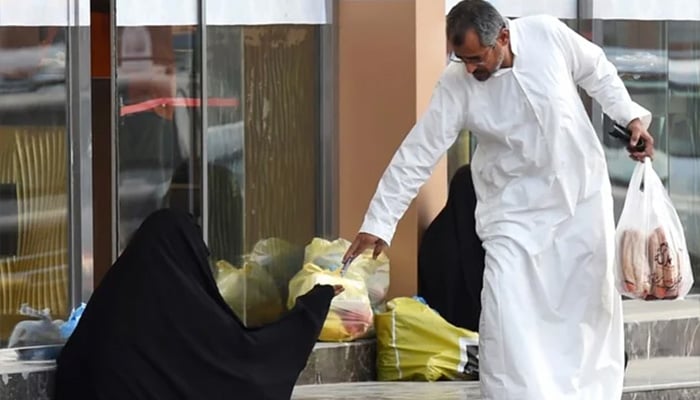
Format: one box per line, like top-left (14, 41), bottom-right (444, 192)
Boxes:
top-left (0, 0), bottom-right (92, 348)
top-left (111, 0), bottom-right (336, 326)
top-left (114, 0), bottom-right (202, 252)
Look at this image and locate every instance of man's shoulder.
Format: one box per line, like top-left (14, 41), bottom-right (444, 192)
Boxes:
top-left (511, 14), bottom-right (563, 33)
top-left (511, 15), bottom-right (567, 46)
top-left (440, 63), bottom-right (469, 88)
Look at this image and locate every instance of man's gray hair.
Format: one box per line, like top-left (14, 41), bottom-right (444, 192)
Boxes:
top-left (447, 0), bottom-right (506, 47)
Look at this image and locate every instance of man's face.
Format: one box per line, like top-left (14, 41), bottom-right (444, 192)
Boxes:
top-left (451, 28), bottom-right (508, 82)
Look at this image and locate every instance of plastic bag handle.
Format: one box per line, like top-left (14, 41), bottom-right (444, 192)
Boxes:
top-left (643, 157), bottom-right (666, 197)
top-left (643, 157), bottom-right (653, 185)
top-left (621, 158), bottom-right (647, 213)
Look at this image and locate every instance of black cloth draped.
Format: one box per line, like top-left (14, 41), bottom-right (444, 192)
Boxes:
top-left (55, 209), bottom-right (334, 400)
top-left (418, 164), bottom-right (485, 332)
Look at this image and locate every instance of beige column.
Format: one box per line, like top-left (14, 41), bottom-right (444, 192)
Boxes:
top-left (337, 0), bottom-right (447, 299)
top-left (415, 0), bottom-right (450, 241)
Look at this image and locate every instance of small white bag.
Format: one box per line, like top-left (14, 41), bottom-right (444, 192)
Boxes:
top-left (614, 158), bottom-right (694, 300)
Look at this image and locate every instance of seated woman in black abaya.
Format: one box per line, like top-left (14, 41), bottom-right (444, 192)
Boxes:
top-left (54, 209), bottom-right (341, 400)
top-left (418, 164), bottom-right (484, 333)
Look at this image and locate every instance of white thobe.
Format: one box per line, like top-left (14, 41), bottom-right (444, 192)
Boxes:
top-left (360, 15), bottom-right (651, 400)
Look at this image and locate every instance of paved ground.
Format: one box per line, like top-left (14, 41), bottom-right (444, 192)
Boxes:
top-left (292, 382), bottom-right (481, 399)
top-left (292, 357), bottom-right (700, 399)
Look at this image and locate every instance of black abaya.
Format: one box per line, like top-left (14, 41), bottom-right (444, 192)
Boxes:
top-left (54, 209), bottom-right (334, 400)
top-left (417, 164), bottom-right (485, 332)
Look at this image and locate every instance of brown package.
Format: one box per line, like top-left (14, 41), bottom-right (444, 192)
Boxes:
top-left (648, 227), bottom-right (680, 299)
top-left (621, 230), bottom-right (651, 298)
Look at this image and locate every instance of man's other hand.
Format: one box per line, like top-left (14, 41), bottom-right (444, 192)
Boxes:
top-left (627, 118), bottom-right (655, 162)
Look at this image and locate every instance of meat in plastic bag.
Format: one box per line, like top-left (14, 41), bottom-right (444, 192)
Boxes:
top-left (287, 263), bottom-right (373, 342)
top-left (615, 158), bottom-right (693, 300)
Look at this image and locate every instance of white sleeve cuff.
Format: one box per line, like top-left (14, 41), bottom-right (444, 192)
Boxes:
top-left (359, 217), bottom-right (396, 247)
top-left (621, 102), bottom-right (652, 130)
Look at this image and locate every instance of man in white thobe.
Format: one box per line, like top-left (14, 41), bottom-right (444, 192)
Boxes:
top-left (342, 1), bottom-right (655, 399)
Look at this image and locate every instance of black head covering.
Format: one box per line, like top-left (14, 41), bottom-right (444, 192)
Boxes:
top-left (55, 209), bottom-right (334, 400)
top-left (417, 164), bottom-right (484, 332)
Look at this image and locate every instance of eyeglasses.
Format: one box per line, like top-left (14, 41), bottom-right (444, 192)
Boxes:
top-left (449, 45), bottom-right (494, 66)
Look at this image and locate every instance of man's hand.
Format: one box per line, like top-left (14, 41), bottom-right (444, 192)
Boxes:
top-left (627, 118), bottom-right (654, 162)
top-left (342, 232), bottom-right (387, 263)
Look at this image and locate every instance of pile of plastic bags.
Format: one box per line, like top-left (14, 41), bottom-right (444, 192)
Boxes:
top-left (243, 238), bottom-right (305, 302)
top-left (215, 237), bottom-right (390, 339)
top-left (302, 238), bottom-right (390, 308)
top-left (216, 260), bottom-right (285, 327)
top-left (215, 238), bottom-right (303, 327)
top-left (287, 238), bottom-right (390, 342)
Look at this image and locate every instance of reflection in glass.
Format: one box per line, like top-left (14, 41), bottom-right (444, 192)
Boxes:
top-left (116, 26), bottom-right (201, 252)
top-left (0, 27), bottom-right (69, 346)
top-left (667, 21), bottom-right (700, 292)
top-left (242, 26), bottom-right (320, 248)
top-left (206, 26), bottom-right (244, 266)
top-left (207, 25), bottom-right (322, 326)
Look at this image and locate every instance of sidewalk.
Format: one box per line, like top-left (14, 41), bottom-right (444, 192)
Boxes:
top-left (292, 356), bottom-right (700, 400)
top-left (293, 382), bottom-right (479, 399)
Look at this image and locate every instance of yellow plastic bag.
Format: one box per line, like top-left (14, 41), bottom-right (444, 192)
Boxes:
top-left (376, 297), bottom-right (479, 382)
top-left (244, 238), bottom-right (304, 302)
top-left (304, 238), bottom-right (351, 269)
top-left (288, 263), bottom-right (373, 342)
top-left (215, 260), bottom-right (285, 327)
top-left (304, 238), bottom-right (390, 307)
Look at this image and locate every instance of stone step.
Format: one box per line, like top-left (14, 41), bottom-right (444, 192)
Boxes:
top-left (623, 296), bottom-right (700, 360)
top-left (292, 356), bottom-right (700, 400)
top-left (2, 352), bottom-right (698, 399)
top-left (0, 340), bottom-right (378, 399)
top-left (623, 356), bottom-right (700, 399)
top-left (297, 340), bottom-right (376, 385)
top-left (0, 350), bottom-right (55, 400)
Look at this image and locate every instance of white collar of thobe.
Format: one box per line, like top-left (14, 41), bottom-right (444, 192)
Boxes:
top-left (492, 18), bottom-right (517, 78)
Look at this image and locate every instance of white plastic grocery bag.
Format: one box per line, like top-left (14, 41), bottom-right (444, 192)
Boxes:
top-left (615, 158), bottom-right (694, 300)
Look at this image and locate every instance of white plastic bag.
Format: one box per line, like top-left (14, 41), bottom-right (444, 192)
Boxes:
top-left (615, 158), bottom-right (694, 300)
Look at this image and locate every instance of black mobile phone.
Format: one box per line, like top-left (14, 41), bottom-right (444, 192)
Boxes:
top-left (607, 123), bottom-right (646, 152)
